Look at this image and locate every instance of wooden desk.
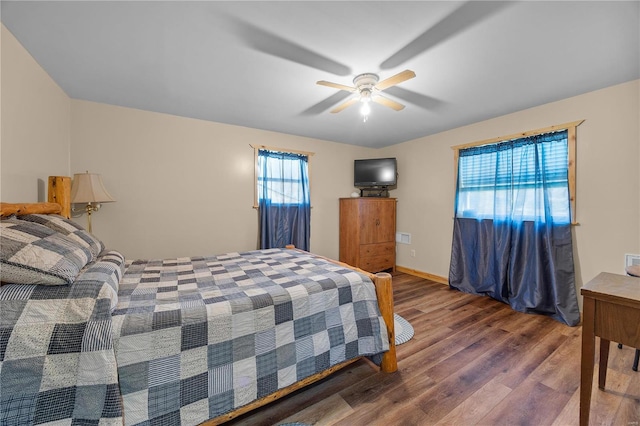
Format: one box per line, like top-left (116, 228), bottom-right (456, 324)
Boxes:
top-left (580, 272), bottom-right (640, 426)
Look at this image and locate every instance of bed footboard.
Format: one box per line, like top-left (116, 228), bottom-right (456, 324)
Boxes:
top-left (372, 271), bottom-right (397, 373)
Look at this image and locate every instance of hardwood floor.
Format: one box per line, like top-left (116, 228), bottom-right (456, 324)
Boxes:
top-left (226, 273), bottom-right (640, 426)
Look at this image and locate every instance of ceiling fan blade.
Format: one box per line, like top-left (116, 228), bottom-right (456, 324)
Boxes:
top-left (385, 87), bottom-right (445, 111)
top-left (228, 17), bottom-right (351, 76)
top-left (373, 96), bottom-right (405, 111)
top-left (317, 80), bottom-right (357, 92)
top-left (380, 1), bottom-right (511, 69)
top-left (301, 92), bottom-right (352, 116)
top-left (375, 70), bottom-right (416, 91)
top-left (331, 98), bottom-right (359, 113)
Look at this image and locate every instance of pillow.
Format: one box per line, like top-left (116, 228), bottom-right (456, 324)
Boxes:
top-left (0, 219), bottom-right (93, 285)
top-left (18, 214), bottom-right (105, 259)
top-left (75, 250), bottom-right (126, 311)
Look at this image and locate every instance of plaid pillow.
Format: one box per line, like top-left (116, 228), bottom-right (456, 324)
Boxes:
top-left (0, 219), bottom-right (93, 285)
top-left (75, 250), bottom-right (125, 311)
top-left (18, 214), bottom-right (105, 259)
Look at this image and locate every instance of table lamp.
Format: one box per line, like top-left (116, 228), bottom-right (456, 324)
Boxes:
top-left (71, 171), bottom-right (115, 233)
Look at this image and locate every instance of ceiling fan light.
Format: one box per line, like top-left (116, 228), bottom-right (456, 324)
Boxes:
top-left (360, 101), bottom-right (371, 119)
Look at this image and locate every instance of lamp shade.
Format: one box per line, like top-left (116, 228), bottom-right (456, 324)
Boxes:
top-left (71, 172), bottom-right (115, 204)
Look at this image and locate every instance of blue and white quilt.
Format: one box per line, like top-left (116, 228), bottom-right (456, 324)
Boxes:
top-left (0, 250), bottom-right (125, 425)
top-left (112, 248), bottom-right (389, 425)
top-left (1, 248), bottom-right (388, 425)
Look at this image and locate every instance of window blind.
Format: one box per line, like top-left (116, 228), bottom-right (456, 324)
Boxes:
top-left (455, 130), bottom-right (570, 223)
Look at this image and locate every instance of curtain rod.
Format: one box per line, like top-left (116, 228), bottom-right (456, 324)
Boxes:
top-left (250, 144), bottom-right (315, 157)
top-left (451, 120), bottom-right (585, 151)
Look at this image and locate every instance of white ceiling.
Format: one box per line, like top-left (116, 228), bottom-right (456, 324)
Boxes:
top-left (2, 1), bottom-right (639, 148)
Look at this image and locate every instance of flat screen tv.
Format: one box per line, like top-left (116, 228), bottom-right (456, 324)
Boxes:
top-left (354, 158), bottom-right (397, 188)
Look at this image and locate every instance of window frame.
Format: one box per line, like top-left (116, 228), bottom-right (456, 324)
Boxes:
top-left (451, 120), bottom-right (583, 225)
top-left (251, 144), bottom-right (314, 208)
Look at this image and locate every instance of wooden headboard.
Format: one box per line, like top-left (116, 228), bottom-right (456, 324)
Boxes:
top-left (0, 202), bottom-right (62, 217)
top-left (0, 176), bottom-right (71, 218)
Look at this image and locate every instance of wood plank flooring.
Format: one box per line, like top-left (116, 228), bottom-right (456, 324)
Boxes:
top-left (226, 273), bottom-right (640, 426)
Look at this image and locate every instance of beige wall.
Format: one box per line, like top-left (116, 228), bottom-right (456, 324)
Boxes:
top-left (70, 100), bottom-right (374, 259)
top-left (1, 24), bottom-right (70, 200)
top-left (381, 79), bottom-right (640, 292)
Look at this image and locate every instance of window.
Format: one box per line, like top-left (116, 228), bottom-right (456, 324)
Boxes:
top-left (251, 145), bottom-right (313, 251)
top-left (448, 121), bottom-right (583, 326)
top-left (456, 131), bottom-right (570, 223)
top-left (257, 150), bottom-right (309, 205)
top-left (452, 121), bottom-right (581, 224)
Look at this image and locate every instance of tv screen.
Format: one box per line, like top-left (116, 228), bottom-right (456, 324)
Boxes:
top-left (354, 158), bottom-right (397, 187)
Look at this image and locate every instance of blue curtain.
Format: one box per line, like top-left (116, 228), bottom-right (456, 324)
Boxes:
top-left (449, 131), bottom-right (580, 326)
top-left (258, 149), bottom-right (311, 251)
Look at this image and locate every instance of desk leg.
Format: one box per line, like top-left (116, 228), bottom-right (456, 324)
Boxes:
top-left (598, 338), bottom-right (610, 390)
top-left (580, 297), bottom-right (596, 426)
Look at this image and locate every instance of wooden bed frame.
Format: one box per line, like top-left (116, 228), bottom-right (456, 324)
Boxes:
top-left (0, 177), bottom-right (397, 425)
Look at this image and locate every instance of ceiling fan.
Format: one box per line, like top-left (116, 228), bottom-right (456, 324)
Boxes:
top-left (316, 69), bottom-right (416, 119)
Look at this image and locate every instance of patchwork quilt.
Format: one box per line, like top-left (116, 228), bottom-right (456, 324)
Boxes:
top-left (0, 251), bottom-right (125, 425)
top-left (1, 248), bottom-right (389, 426)
top-left (113, 248), bottom-right (389, 425)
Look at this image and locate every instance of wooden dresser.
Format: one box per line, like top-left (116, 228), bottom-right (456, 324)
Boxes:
top-left (339, 197), bottom-right (396, 273)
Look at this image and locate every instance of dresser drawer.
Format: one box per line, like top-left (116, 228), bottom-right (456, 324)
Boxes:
top-left (359, 254), bottom-right (394, 273)
top-left (359, 242), bottom-right (395, 273)
top-left (361, 242), bottom-right (395, 257)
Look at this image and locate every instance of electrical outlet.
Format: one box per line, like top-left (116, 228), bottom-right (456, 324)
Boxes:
top-left (410, 249), bottom-right (416, 258)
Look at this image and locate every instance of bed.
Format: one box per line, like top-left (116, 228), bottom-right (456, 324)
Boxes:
top-left (0, 186), bottom-right (396, 425)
